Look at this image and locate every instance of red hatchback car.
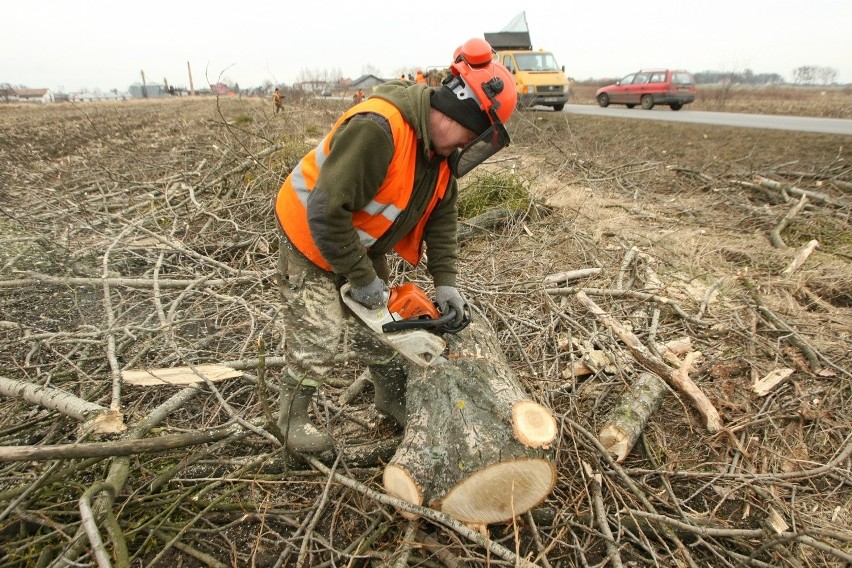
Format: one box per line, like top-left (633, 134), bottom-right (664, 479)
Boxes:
top-left (596, 69), bottom-right (697, 110)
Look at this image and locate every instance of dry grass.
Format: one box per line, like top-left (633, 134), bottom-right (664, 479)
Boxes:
top-left (0, 97), bottom-right (850, 566)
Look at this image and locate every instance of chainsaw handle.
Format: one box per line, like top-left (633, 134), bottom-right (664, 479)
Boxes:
top-left (381, 306), bottom-right (471, 334)
top-left (439, 305), bottom-right (472, 334)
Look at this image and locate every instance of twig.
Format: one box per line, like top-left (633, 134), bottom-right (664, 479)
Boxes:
top-left (78, 482), bottom-right (116, 568)
top-left (525, 510), bottom-right (553, 568)
top-left (483, 299), bottom-right (539, 377)
top-left (740, 277), bottom-right (821, 371)
top-left (755, 175), bottom-right (844, 206)
top-left (390, 519), bottom-right (421, 568)
top-left (583, 462), bottom-right (624, 568)
top-left (548, 286), bottom-right (706, 326)
top-left (696, 277), bottom-right (725, 320)
top-left (0, 422), bottom-right (242, 462)
top-left (542, 267), bottom-right (602, 288)
top-left (0, 270), bottom-right (268, 290)
top-left (780, 239), bottom-right (819, 276)
top-left (626, 509), bottom-right (852, 564)
top-left (296, 453), bottom-right (342, 568)
top-left (615, 246), bottom-right (637, 290)
top-left (768, 194), bottom-right (809, 248)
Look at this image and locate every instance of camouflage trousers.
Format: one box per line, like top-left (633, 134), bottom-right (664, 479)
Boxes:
top-left (277, 235), bottom-right (397, 388)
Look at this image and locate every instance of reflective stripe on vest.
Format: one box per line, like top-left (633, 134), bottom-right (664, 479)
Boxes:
top-left (275, 98), bottom-right (451, 271)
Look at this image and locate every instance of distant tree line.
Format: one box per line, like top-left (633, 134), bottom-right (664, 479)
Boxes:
top-left (693, 66), bottom-right (840, 86)
top-left (791, 66), bottom-right (838, 86)
top-left (693, 70), bottom-right (784, 85)
top-left (0, 83), bottom-right (15, 101)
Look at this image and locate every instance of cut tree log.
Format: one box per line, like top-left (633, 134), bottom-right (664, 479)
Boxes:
top-left (598, 372), bottom-right (667, 462)
top-left (598, 341), bottom-right (698, 462)
top-left (384, 314), bottom-right (558, 525)
top-left (543, 267), bottom-right (602, 287)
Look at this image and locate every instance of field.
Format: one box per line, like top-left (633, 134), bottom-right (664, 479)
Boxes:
top-left (0, 96), bottom-right (850, 567)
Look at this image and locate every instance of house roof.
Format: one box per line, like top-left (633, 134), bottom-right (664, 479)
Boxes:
top-left (350, 75), bottom-right (387, 87)
top-left (14, 88), bottom-right (49, 98)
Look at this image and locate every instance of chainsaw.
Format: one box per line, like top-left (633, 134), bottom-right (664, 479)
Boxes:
top-left (340, 282), bottom-right (470, 368)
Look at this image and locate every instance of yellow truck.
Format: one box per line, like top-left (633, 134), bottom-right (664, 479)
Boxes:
top-left (485, 13), bottom-right (570, 111)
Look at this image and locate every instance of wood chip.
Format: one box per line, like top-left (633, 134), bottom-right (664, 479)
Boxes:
top-left (123, 364), bottom-right (242, 386)
top-left (764, 506), bottom-right (789, 534)
top-left (752, 368), bottom-right (794, 396)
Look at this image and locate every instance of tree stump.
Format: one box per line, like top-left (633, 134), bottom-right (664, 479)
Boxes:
top-left (383, 314), bottom-right (557, 525)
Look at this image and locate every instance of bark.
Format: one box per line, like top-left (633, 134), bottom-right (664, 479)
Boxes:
top-left (384, 314), bottom-right (558, 525)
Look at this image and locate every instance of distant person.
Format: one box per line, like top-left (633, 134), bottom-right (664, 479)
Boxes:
top-left (352, 88), bottom-right (365, 104)
top-left (415, 70), bottom-right (426, 84)
top-left (273, 87), bottom-right (283, 114)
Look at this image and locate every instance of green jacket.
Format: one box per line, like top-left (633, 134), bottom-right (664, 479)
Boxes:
top-left (308, 82), bottom-right (458, 288)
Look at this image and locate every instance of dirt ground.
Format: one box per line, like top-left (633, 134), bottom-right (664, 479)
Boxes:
top-left (0, 96), bottom-right (850, 567)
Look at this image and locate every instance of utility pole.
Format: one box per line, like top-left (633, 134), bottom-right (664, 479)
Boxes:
top-left (140, 70), bottom-right (147, 98)
top-left (187, 62), bottom-right (195, 97)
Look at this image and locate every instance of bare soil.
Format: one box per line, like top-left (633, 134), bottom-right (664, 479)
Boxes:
top-left (0, 97), bottom-right (850, 567)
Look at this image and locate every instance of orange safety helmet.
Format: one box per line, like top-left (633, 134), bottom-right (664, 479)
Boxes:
top-left (446, 38), bottom-right (516, 125)
top-left (431, 38), bottom-right (517, 177)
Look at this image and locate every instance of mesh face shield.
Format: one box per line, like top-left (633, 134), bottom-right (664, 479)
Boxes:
top-left (448, 121), bottom-right (510, 178)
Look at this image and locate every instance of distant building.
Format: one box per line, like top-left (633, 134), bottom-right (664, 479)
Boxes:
top-left (70, 91), bottom-right (128, 102)
top-left (10, 88), bottom-right (54, 103)
top-left (350, 75), bottom-right (388, 91)
top-left (129, 83), bottom-right (165, 98)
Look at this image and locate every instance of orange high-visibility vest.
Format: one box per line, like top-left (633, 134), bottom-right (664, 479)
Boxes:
top-left (275, 97), bottom-right (451, 271)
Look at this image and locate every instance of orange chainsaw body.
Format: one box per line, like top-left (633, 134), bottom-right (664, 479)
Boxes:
top-left (387, 283), bottom-right (440, 320)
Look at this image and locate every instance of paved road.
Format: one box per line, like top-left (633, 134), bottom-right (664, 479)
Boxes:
top-left (561, 104), bottom-right (852, 136)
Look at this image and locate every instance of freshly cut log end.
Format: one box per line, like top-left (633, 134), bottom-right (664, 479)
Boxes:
top-left (383, 464), bottom-right (423, 520)
top-left (437, 459), bottom-right (556, 524)
top-left (598, 424), bottom-right (630, 462)
top-left (512, 400), bottom-right (557, 448)
top-left (82, 409), bottom-right (127, 435)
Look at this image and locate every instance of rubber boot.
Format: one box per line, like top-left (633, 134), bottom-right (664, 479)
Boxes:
top-left (370, 360), bottom-right (407, 426)
top-left (277, 383), bottom-right (334, 453)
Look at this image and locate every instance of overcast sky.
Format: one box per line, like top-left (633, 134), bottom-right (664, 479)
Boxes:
top-left (3, 0), bottom-right (850, 92)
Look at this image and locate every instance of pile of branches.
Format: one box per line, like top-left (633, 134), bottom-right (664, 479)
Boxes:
top-left (0, 98), bottom-right (850, 567)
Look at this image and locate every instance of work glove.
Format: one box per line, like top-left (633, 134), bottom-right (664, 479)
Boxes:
top-left (436, 285), bottom-right (469, 326)
top-left (349, 277), bottom-right (389, 309)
